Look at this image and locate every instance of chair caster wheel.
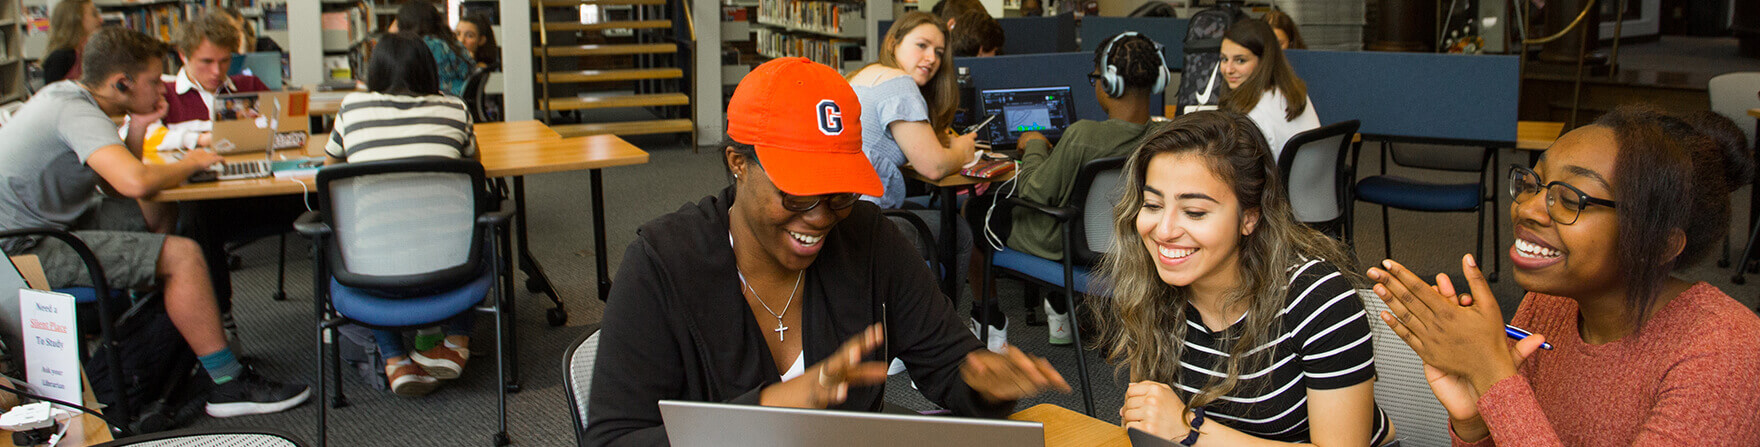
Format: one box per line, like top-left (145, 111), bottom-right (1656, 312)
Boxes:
top-left (1487, 272), bottom-right (1498, 283)
top-left (524, 278), bottom-right (548, 293)
top-left (493, 432), bottom-right (511, 446)
top-left (227, 255), bottom-right (243, 270)
top-left (546, 308), bottom-right (567, 326)
top-left (1719, 260), bottom-right (1732, 268)
top-left (1734, 275), bottom-right (1747, 285)
top-left (505, 383), bottom-right (522, 393)
top-left (271, 291), bottom-right (286, 301)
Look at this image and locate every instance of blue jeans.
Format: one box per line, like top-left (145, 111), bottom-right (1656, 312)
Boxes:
top-left (372, 314), bottom-right (474, 359)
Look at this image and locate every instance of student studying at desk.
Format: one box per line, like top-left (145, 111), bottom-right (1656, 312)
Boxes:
top-left (1096, 111), bottom-right (1392, 446)
top-left (1219, 20), bottom-right (1319, 158)
top-left (1368, 105), bottom-right (1760, 446)
top-left (324, 33), bottom-right (479, 397)
top-left (0, 28), bottom-right (308, 420)
top-left (1005, 31), bottom-right (1171, 346)
top-left (587, 58), bottom-right (1068, 446)
top-left (152, 13), bottom-right (272, 152)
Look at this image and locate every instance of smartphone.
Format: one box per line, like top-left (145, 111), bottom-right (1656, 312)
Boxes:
top-left (962, 113), bottom-right (1000, 135)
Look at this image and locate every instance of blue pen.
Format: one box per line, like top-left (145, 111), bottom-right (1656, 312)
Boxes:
top-left (1505, 325), bottom-right (1554, 350)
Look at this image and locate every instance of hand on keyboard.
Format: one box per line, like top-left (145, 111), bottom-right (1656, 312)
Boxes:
top-left (180, 149), bottom-right (223, 168)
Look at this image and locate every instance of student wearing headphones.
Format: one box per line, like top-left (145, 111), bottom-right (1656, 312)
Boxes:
top-left (0, 28), bottom-right (309, 419)
top-left (586, 58), bottom-right (1068, 446)
top-left (1219, 19), bottom-right (1318, 158)
top-left (1004, 32), bottom-right (1172, 345)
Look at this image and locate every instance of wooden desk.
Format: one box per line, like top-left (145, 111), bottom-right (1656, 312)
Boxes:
top-left (1515, 121), bottom-right (1566, 152)
top-left (906, 169), bottom-right (1015, 297)
top-left (1011, 404), bottom-right (1129, 447)
top-left (1748, 108), bottom-right (1760, 119)
top-left (147, 121), bottom-right (563, 202)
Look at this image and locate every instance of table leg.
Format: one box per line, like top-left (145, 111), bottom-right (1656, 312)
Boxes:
top-left (513, 177), bottom-right (560, 302)
top-left (938, 186), bottom-right (959, 300)
top-left (592, 169), bottom-right (612, 302)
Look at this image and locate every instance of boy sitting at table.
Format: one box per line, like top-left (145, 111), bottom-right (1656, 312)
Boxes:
top-left (0, 28), bottom-right (309, 419)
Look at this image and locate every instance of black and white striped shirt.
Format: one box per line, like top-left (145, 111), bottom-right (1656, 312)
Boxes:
top-left (325, 92), bottom-right (476, 162)
top-left (1174, 258), bottom-right (1390, 445)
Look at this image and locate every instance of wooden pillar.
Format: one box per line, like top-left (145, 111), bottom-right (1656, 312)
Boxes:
top-left (1368, 0), bottom-right (1434, 52)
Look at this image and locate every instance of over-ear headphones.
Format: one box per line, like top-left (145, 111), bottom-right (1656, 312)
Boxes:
top-left (1097, 32), bottom-right (1170, 98)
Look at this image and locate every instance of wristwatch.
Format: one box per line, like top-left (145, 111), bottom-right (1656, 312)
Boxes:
top-left (1178, 407), bottom-right (1207, 446)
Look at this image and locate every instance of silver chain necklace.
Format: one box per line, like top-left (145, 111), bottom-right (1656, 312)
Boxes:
top-left (731, 233), bottom-right (804, 341)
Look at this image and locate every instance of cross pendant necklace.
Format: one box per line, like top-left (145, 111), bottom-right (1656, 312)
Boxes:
top-left (737, 268), bottom-right (804, 342)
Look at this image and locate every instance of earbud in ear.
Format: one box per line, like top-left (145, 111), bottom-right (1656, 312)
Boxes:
top-left (113, 81), bottom-right (129, 93)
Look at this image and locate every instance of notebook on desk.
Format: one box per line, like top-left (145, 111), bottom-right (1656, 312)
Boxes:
top-left (658, 400), bottom-right (1044, 447)
top-left (210, 91), bottom-right (310, 155)
top-left (977, 86), bottom-right (1078, 147)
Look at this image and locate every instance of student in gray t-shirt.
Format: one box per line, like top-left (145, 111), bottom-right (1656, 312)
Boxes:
top-left (0, 28), bottom-right (310, 418)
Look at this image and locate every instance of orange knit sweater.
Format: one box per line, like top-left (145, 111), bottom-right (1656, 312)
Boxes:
top-left (1453, 282), bottom-right (1760, 446)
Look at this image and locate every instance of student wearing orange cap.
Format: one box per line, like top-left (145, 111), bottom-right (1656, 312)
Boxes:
top-left (585, 58), bottom-right (1070, 446)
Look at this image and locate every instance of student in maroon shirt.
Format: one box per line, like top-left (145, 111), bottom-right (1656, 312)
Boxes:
top-left (1369, 105), bottom-right (1760, 446)
top-left (154, 13), bottom-right (270, 151)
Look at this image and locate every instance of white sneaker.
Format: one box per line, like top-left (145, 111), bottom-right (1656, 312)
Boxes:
top-left (968, 317), bottom-right (1008, 354)
top-left (1045, 301), bottom-right (1073, 345)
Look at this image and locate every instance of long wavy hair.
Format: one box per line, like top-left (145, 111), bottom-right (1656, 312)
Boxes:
top-left (853, 11), bottom-right (957, 135)
top-left (1219, 19), bottom-right (1308, 121)
top-left (1094, 110), bottom-right (1357, 410)
top-left (48, 0), bottom-right (93, 52)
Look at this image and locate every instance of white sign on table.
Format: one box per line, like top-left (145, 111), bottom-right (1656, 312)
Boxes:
top-left (19, 289), bottom-right (80, 409)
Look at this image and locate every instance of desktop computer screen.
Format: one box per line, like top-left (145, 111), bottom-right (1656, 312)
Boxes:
top-left (976, 86), bottom-right (1077, 146)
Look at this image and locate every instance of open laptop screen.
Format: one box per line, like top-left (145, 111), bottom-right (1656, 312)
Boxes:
top-left (977, 86), bottom-right (1078, 147)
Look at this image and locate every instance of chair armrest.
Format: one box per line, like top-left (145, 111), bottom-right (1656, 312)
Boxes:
top-left (292, 211), bottom-right (330, 237)
top-left (1003, 196), bottom-right (1079, 222)
top-left (477, 209), bottom-right (514, 226)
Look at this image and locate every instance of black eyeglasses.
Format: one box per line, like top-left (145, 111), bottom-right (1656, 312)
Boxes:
top-left (750, 162), bottom-right (861, 212)
top-left (1507, 165), bottom-right (1617, 225)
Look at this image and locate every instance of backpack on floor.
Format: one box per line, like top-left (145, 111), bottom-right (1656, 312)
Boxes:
top-left (83, 298), bottom-right (210, 435)
top-left (1173, 3), bottom-right (1247, 114)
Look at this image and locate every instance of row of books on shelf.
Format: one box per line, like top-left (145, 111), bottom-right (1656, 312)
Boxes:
top-left (755, 28), bottom-right (862, 72)
top-left (99, 3), bottom-right (200, 43)
top-left (756, 0), bottom-right (864, 37)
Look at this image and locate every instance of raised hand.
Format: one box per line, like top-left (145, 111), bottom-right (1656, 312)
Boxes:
top-left (961, 345), bottom-right (1070, 403)
top-left (760, 324), bottom-right (890, 409)
top-left (1120, 381), bottom-right (1190, 441)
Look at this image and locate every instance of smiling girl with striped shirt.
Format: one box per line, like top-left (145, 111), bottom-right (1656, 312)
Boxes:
top-left (1097, 110), bottom-right (1392, 446)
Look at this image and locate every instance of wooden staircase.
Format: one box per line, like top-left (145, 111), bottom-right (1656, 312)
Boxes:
top-left (533, 0), bottom-right (695, 141)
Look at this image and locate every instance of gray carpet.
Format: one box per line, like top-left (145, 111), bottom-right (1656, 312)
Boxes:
top-left (181, 138), bottom-right (1760, 445)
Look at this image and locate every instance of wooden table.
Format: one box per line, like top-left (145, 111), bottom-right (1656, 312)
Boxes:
top-left (905, 169), bottom-right (1015, 299)
top-left (1010, 404), bottom-right (1129, 447)
top-left (146, 121), bottom-right (562, 202)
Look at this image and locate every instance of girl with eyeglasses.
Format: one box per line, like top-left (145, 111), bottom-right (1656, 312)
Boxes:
top-left (1368, 104), bottom-right (1760, 445)
top-left (586, 60), bottom-right (1068, 446)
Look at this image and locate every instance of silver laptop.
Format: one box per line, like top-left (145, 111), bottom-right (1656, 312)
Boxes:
top-left (658, 400), bottom-right (1044, 447)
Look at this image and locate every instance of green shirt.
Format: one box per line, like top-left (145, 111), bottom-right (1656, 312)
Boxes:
top-left (1006, 118), bottom-right (1167, 260)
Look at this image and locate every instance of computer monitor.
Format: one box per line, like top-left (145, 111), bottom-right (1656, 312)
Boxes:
top-left (658, 400), bottom-right (1044, 447)
top-left (229, 52), bottom-right (284, 89)
top-left (976, 86), bottom-right (1078, 146)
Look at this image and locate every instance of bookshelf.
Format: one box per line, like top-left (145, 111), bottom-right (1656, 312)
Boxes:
top-left (0, 0), bottom-right (21, 103)
top-left (750, 0), bottom-right (886, 73)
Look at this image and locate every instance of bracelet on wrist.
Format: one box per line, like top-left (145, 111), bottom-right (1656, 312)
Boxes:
top-left (1178, 407), bottom-right (1206, 446)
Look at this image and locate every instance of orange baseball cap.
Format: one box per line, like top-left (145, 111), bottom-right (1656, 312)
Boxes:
top-left (727, 57), bottom-right (883, 198)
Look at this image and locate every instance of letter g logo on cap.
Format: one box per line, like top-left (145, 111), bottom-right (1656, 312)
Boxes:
top-left (816, 99), bottom-right (843, 136)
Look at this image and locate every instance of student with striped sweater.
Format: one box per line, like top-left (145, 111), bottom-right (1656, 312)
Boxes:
top-left (324, 33), bottom-right (477, 397)
top-left (1096, 110), bottom-right (1392, 446)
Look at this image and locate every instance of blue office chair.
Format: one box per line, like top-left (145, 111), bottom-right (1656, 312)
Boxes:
top-left (0, 228), bottom-right (138, 435)
top-left (1352, 142), bottom-right (1500, 281)
top-left (293, 157), bottom-right (513, 447)
top-left (982, 156), bottom-right (1125, 417)
top-left (1278, 120), bottom-right (1361, 241)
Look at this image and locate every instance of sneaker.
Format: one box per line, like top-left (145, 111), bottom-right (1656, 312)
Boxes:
top-left (1045, 301), bottom-right (1073, 345)
top-left (968, 317), bottom-right (1008, 354)
top-left (888, 358), bottom-right (907, 376)
top-left (386, 362), bottom-right (439, 397)
top-left (205, 368), bottom-right (312, 417)
top-left (411, 343), bottom-right (469, 380)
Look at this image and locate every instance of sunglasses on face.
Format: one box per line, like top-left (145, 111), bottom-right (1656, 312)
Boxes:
top-left (1507, 165), bottom-right (1617, 225)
